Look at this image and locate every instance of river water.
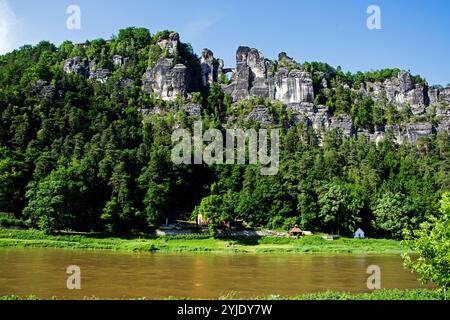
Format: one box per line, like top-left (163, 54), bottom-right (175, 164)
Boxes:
top-left (0, 248), bottom-right (424, 299)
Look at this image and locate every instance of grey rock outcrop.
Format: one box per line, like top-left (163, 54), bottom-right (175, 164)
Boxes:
top-left (143, 58), bottom-right (189, 101)
top-left (59, 42), bottom-right (447, 146)
top-left (436, 104), bottom-right (450, 134)
top-left (63, 57), bottom-right (85, 75)
top-left (89, 69), bottom-right (111, 83)
top-left (112, 55), bottom-right (123, 67)
top-left (440, 87), bottom-right (450, 104)
top-left (156, 32), bottom-right (180, 55)
top-left (274, 69), bottom-right (314, 104)
top-left (224, 46), bottom-right (269, 101)
top-left (142, 32), bottom-right (191, 101)
top-left (406, 123), bottom-right (434, 145)
top-left (246, 105), bottom-right (273, 126)
top-left (119, 77), bottom-right (133, 88)
top-left (33, 80), bottom-right (56, 99)
top-left (182, 103), bottom-right (202, 117)
top-left (140, 103), bottom-right (202, 118)
top-left (364, 71), bottom-right (427, 115)
top-left (356, 123), bottom-right (440, 145)
top-left (330, 114), bottom-right (355, 137)
top-left (200, 49), bottom-right (221, 88)
top-left (224, 47), bottom-right (314, 104)
top-left (427, 86), bottom-right (440, 106)
top-left (286, 103), bottom-right (331, 132)
top-left (140, 107), bottom-right (164, 117)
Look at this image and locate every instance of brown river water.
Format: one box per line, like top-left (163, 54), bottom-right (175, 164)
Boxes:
top-left (0, 248), bottom-right (424, 299)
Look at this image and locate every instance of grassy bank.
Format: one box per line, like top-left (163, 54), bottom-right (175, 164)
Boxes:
top-left (0, 229), bottom-right (405, 254)
top-left (0, 290), bottom-right (444, 300)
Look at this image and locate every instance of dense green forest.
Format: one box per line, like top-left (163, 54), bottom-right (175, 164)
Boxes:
top-left (0, 27), bottom-right (448, 238)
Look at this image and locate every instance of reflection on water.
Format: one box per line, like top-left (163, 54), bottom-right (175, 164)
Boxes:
top-left (0, 248), bottom-right (423, 299)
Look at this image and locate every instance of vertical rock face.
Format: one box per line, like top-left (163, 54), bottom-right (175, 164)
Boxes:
top-left (274, 69), bottom-right (314, 104)
top-left (365, 71), bottom-right (427, 114)
top-left (330, 115), bottom-right (355, 137)
top-left (428, 86), bottom-right (440, 106)
top-left (143, 58), bottom-right (189, 101)
top-left (59, 41), bottom-right (448, 145)
top-left (33, 80), bottom-right (56, 99)
top-left (200, 49), bottom-right (220, 88)
top-left (142, 33), bottom-right (190, 101)
top-left (384, 125), bottom-right (404, 144)
top-left (89, 69), bottom-right (111, 83)
top-left (224, 47), bottom-right (314, 104)
top-left (246, 105), bottom-right (273, 126)
top-left (156, 32), bottom-right (180, 55)
top-left (441, 87), bottom-right (450, 104)
top-left (225, 46), bottom-right (269, 101)
top-left (181, 103), bottom-right (203, 117)
top-left (112, 55), bottom-right (123, 67)
top-left (286, 103), bottom-right (331, 132)
top-left (63, 57), bottom-right (85, 75)
top-left (406, 123), bottom-right (434, 145)
top-left (63, 57), bottom-right (111, 83)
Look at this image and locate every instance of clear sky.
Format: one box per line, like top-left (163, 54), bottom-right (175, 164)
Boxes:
top-left (1, 0), bottom-right (449, 85)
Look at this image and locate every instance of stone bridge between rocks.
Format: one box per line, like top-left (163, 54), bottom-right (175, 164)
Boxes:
top-left (221, 68), bottom-right (235, 74)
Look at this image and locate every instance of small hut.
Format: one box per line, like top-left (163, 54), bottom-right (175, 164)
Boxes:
top-left (289, 226), bottom-right (303, 238)
top-left (354, 228), bottom-right (365, 239)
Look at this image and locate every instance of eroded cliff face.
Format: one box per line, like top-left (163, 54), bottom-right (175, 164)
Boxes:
top-left (142, 32), bottom-right (190, 101)
top-left (62, 40), bottom-right (449, 145)
top-left (362, 71), bottom-right (427, 115)
top-left (143, 60), bottom-right (188, 101)
top-left (223, 47), bottom-right (314, 105)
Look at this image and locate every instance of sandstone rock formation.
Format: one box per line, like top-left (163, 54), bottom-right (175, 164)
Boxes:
top-left (143, 59), bottom-right (189, 101)
top-left (112, 55), bottom-right (123, 67)
top-left (330, 114), bottom-right (355, 137)
top-left (274, 69), bottom-right (314, 104)
top-left (246, 105), bottom-right (273, 126)
top-left (224, 47), bottom-right (314, 105)
top-left (89, 69), bottom-right (111, 83)
top-left (441, 87), bottom-right (450, 104)
top-left (33, 80), bottom-right (56, 99)
top-left (181, 103), bottom-right (203, 117)
top-left (156, 32), bottom-right (180, 55)
top-left (364, 71), bottom-right (428, 115)
top-left (60, 40), bottom-right (448, 146)
top-left (200, 49), bottom-right (221, 88)
top-left (63, 57), bottom-right (85, 75)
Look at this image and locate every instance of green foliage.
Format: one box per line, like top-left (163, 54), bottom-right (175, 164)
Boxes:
top-left (373, 192), bottom-right (413, 239)
top-left (402, 193), bottom-right (450, 298)
top-left (264, 289), bottom-right (445, 301)
top-left (0, 289), bottom-right (444, 300)
top-left (0, 229), bottom-right (405, 254)
top-left (23, 162), bottom-right (95, 233)
top-left (117, 27), bottom-right (151, 49)
top-left (318, 183), bottom-right (363, 235)
top-left (354, 69), bottom-right (401, 84)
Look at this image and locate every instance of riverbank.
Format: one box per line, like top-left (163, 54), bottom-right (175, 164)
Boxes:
top-left (0, 289), bottom-right (444, 300)
top-left (0, 229), bottom-right (406, 254)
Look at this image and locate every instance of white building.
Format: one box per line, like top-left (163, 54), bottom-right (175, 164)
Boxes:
top-left (354, 228), bottom-right (365, 239)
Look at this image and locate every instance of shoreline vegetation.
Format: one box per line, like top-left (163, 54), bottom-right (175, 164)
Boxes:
top-left (0, 229), bottom-right (407, 254)
top-left (0, 289), bottom-right (444, 301)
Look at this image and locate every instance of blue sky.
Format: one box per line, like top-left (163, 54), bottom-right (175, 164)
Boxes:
top-left (1, 0), bottom-right (449, 85)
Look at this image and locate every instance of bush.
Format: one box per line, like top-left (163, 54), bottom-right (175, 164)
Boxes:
top-left (0, 213), bottom-right (29, 229)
